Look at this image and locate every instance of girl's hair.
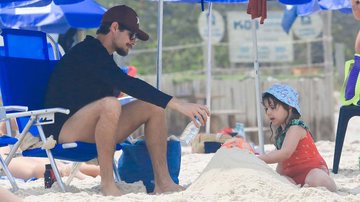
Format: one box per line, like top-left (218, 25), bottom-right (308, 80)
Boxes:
top-left (262, 93), bottom-right (301, 143)
top-left (96, 23), bottom-right (128, 35)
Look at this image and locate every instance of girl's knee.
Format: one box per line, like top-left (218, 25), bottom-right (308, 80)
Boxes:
top-left (305, 168), bottom-right (337, 192)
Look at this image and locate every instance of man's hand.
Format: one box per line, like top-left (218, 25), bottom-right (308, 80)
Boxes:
top-left (167, 97), bottom-right (210, 127)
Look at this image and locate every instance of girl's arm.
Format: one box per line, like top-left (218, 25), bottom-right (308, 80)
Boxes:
top-left (258, 125), bottom-right (306, 164)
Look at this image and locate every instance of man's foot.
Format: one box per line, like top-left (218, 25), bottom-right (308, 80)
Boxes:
top-left (153, 182), bottom-right (184, 194)
top-left (101, 183), bottom-right (123, 196)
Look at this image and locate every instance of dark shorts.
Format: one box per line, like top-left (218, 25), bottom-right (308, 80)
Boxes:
top-left (43, 113), bottom-right (68, 142)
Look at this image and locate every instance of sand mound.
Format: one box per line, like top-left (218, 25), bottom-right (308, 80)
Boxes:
top-left (187, 148), bottom-right (296, 195)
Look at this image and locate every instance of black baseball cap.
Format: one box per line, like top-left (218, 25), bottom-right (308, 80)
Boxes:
top-left (101, 5), bottom-right (149, 41)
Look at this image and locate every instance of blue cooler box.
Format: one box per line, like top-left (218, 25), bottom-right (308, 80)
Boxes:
top-left (118, 140), bottom-right (181, 193)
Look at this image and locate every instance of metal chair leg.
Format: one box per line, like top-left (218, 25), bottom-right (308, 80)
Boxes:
top-left (0, 155), bottom-right (18, 191)
top-left (66, 162), bottom-right (82, 186)
top-left (113, 159), bottom-right (121, 183)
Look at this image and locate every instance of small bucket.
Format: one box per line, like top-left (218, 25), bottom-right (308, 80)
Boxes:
top-left (204, 141), bottom-right (222, 153)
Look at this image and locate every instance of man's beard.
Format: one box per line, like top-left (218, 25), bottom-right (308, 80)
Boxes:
top-left (116, 47), bottom-right (128, 56)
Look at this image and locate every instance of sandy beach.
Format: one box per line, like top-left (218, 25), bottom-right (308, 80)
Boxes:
top-left (1, 113), bottom-right (360, 201)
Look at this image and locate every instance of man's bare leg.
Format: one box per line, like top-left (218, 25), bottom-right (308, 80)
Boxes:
top-left (58, 98), bottom-right (182, 195)
top-left (116, 101), bottom-right (183, 193)
top-left (58, 97), bottom-right (124, 196)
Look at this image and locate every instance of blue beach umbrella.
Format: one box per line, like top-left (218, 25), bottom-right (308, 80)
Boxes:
top-left (0, 0), bottom-right (106, 33)
top-left (0, 0), bottom-right (51, 8)
top-left (0, 0), bottom-right (84, 8)
top-left (282, 0), bottom-right (351, 33)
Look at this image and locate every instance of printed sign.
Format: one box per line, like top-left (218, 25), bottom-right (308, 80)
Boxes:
top-left (293, 13), bottom-right (323, 40)
top-left (227, 11), bottom-right (293, 63)
top-left (198, 9), bottom-right (225, 44)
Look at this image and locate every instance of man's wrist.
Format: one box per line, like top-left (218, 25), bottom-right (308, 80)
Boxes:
top-left (167, 97), bottom-right (179, 110)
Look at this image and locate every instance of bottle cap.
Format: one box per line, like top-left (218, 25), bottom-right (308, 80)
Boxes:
top-left (45, 164), bottom-right (52, 170)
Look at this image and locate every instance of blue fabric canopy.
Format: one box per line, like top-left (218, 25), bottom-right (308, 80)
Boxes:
top-left (152, 0), bottom-right (246, 2)
top-left (0, 0), bottom-right (106, 33)
top-left (281, 0), bottom-right (351, 33)
top-left (279, 0), bottom-right (312, 5)
top-left (0, 0), bottom-right (84, 8)
top-left (0, 0), bottom-right (51, 8)
top-left (296, 0), bottom-right (351, 16)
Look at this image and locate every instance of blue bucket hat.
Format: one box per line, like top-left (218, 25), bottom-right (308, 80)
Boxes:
top-left (263, 84), bottom-right (301, 115)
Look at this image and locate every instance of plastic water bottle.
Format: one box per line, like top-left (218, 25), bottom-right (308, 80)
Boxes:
top-left (180, 117), bottom-right (201, 145)
top-left (235, 122), bottom-right (245, 139)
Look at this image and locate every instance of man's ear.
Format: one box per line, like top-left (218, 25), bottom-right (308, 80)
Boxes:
top-left (110, 22), bottom-right (119, 32)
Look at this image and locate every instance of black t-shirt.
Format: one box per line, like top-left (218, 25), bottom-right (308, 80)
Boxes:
top-left (43, 36), bottom-right (172, 141)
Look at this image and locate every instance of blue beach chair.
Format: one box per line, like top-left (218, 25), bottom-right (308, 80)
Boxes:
top-left (0, 28), bottom-right (122, 192)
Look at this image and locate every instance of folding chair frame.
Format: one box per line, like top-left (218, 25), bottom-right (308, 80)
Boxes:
top-left (0, 142), bottom-right (18, 191)
top-left (0, 106), bottom-right (28, 191)
top-left (2, 106), bottom-right (122, 192)
top-left (3, 107), bottom-right (70, 192)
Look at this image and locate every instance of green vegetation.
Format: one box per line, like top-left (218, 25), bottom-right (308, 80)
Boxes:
top-left (94, 0), bottom-right (360, 78)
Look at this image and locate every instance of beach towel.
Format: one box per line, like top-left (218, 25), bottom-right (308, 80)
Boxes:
top-left (247, 0), bottom-right (267, 24)
top-left (14, 133), bottom-right (56, 151)
top-left (221, 137), bottom-right (255, 154)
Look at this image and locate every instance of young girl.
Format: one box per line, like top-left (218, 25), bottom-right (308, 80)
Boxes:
top-left (258, 84), bottom-right (337, 192)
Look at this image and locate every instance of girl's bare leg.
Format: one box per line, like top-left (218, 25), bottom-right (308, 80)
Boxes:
top-left (305, 168), bottom-right (337, 192)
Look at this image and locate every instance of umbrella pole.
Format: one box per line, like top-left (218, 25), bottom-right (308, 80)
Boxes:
top-left (156, 0), bottom-right (164, 90)
top-left (205, 2), bottom-right (213, 134)
top-left (251, 19), bottom-right (265, 154)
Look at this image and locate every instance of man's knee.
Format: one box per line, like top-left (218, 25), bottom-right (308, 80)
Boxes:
top-left (142, 101), bottom-right (164, 116)
top-left (99, 97), bottom-right (122, 118)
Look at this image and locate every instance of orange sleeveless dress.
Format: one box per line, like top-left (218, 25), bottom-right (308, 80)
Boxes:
top-left (280, 131), bottom-right (329, 185)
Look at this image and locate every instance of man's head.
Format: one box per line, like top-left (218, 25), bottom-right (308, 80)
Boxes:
top-left (100, 5), bottom-right (149, 41)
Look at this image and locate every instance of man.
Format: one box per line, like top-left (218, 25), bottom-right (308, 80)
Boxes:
top-left (352, 0), bottom-right (360, 20)
top-left (44, 5), bottom-right (210, 196)
top-left (352, 0), bottom-right (360, 53)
